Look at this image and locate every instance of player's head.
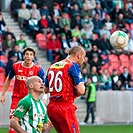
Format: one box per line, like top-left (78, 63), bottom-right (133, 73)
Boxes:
top-left (23, 47), bottom-right (36, 64)
top-left (68, 46), bottom-right (86, 66)
top-left (26, 76), bottom-right (44, 94)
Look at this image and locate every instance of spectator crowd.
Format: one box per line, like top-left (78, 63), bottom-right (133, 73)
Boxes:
top-left (0, 0), bottom-right (133, 91)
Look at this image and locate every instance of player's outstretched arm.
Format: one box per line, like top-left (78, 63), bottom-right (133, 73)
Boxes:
top-left (10, 116), bottom-right (27, 133)
top-left (0, 77), bottom-right (11, 105)
top-left (76, 83), bottom-right (85, 96)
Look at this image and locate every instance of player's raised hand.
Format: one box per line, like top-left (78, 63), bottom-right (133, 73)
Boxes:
top-left (0, 95), bottom-right (6, 105)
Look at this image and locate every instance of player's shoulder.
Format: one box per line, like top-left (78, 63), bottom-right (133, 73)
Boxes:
top-left (13, 61), bottom-right (22, 67)
top-left (33, 62), bottom-right (41, 68)
top-left (20, 94), bottom-right (32, 105)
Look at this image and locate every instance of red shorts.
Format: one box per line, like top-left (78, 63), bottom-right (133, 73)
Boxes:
top-left (8, 97), bottom-right (23, 133)
top-left (47, 102), bottom-right (80, 133)
top-left (9, 96), bottom-right (23, 119)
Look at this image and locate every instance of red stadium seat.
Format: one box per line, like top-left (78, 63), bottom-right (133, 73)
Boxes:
top-left (109, 54), bottom-right (119, 61)
top-left (0, 73), bottom-right (6, 86)
top-left (125, 23), bottom-right (130, 29)
top-left (109, 54), bottom-right (119, 68)
top-left (93, 33), bottom-right (99, 39)
top-left (37, 40), bottom-right (47, 49)
top-left (0, 55), bottom-right (8, 65)
top-left (130, 54), bottom-right (133, 65)
top-left (0, 67), bottom-right (5, 73)
top-left (119, 66), bottom-right (124, 74)
top-left (55, 55), bottom-right (60, 62)
top-left (119, 54), bottom-right (130, 68)
top-left (36, 33), bottom-right (47, 49)
top-left (47, 33), bottom-right (52, 40)
top-left (100, 63), bottom-right (109, 73)
top-left (130, 66), bottom-right (133, 73)
top-left (119, 54), bottom-right (129, 61)
top-left (101, 54), bottom-right (108, 60)
top-left (130, 23), bottom-right (133, 30)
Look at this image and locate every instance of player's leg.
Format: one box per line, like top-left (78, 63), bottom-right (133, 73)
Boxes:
top-left (48, 104), bottom-right (80, 133)
top-left (8, 97), bottom-right (21, 133)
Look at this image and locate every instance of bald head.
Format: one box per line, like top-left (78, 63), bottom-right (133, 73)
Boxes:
top-left (26, 76), bottom-right (42, 89)
top-left (68, 46), bottom-right (85, 56)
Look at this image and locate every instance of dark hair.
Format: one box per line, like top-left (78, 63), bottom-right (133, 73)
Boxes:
top-left (20, 34), bottom-right (24, 36)
top-left (23, 47), bottom-right (36, 56)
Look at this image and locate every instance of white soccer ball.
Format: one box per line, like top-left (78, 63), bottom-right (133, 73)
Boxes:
top-left (110, 30), bottom-right (129, 50)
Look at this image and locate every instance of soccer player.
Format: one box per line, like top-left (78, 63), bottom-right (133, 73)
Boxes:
top-left (0, 47), bottom-right (46, 133)
top-left (10, 76), bottom-right (52, 133)
top-left (44, 46), bottom-right (86, 133)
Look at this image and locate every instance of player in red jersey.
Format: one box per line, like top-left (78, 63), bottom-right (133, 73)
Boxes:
top-left (0, 47), bottom-right (45, 133)
top-left (44, 46), bottom-right (86, 133)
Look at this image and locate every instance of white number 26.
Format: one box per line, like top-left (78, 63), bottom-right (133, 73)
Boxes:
top-left (49, 70), bottom-right (63, 92)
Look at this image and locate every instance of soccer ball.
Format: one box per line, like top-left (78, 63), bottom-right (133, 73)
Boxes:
top-left (110, 30), bottom-right (129, 50)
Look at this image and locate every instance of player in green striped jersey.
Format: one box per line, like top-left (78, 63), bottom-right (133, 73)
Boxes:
top-left (10, 76), bottom-right (52, 133)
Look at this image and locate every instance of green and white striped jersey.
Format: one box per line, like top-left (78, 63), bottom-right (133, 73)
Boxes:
top-left (14, 94), bottom-right (48, 133)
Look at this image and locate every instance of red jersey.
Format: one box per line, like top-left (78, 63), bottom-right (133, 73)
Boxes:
top-left (9, 61), bottom-right (44, 98)
top-left (45, 59), bottom-right (84, 103)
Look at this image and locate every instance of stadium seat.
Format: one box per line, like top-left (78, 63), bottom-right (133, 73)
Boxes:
top-left (55, 55), bottom-right (60, 62)
top-left (130, 23), bottom-right (133, 30)
top-left (119, 66), bottom-right (124, 74)
top-left (119, 54), bottom-right (129, 61)
top-left (109, 54), bottom-right (119, 61)
top-left (119, 54), bottom-right (130, 68)
top-left (0, 55), bottom-right (8, 65)
top-left (130, 54), bottom-right (133, 65)
top-left (47, 33), bottom-right (52, 40)
top-left (0, 73), bottom-right (6, 86)
top-left (37, 40), bottom-right (47, 49)
top-left (36, 33), bottom-right (47, 49)
top-left (93, 33), bottom-right (99, 39)
top-left (130, 66), bottom-right (133, 73)
top-left (0, 67), bottom-right (5, 73)
top-left (101, 54), bottom-right (108, 60)
top-left (125, 23), bottom-right (130, 30)
top-left (109, 54), bottom-right (119, 68)
top-left (100, 63), bottom-right (109, 73)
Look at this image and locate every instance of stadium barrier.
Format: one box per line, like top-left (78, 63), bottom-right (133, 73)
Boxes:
top-left (0, 91), bottom-right (133, 126)
top-left (96, 91), bottom-right (133, 123)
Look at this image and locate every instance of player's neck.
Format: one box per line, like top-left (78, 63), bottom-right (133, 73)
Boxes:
top-left (31, 92), bottom-right (40, 101)
top-left (23, 61), bottom-right (33, 67)
top-left (66, 56), bottom-right (76, 63)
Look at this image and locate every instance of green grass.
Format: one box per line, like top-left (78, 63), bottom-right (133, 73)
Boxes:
top-left (1, 125), bottom-right (133, 133)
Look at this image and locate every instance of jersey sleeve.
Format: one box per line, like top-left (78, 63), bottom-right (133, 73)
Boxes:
top-left (68, 63), bottom-right (84, 85)
top-left (38, 67), bottom-right (45, 83)
top-left (13, 98), bottom-right (31, 119)
top-left (8, 66), bottom-right (15, 79)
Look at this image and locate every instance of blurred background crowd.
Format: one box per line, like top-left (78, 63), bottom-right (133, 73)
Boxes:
top-left (0, 0), bottom-right (133, 92)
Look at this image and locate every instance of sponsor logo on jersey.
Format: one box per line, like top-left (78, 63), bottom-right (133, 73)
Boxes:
top-left (51, 62), bottom-right (66, 69)
top-left (16, 75), bottom-right (27, 80)
top-left (18, 70), bottom-right (22, 72)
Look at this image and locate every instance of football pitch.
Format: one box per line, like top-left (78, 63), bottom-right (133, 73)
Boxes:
top-left (0, 125), bottom-right (133, 133)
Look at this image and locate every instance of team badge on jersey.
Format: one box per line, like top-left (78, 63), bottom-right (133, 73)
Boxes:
top-left (29, 71), bottom-right (33, 75)
top-left (16, 105), bottom-right (24, 112)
